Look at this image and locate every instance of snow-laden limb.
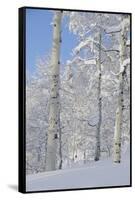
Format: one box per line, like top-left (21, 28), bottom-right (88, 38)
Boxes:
top-left (84, 59), bottom-right (96, 65)
top-left (111, 58), bottom-right (130, 76)
top-left (76, 57), bottom-right (96, 65)
top-left (72, 34), bottom-right (110, 55)
top-left (122, 58), bottom-right (130, 68)
top-left (67, 56), bottom-right (96, 66)
top-left (105, 17), bottom-right (129, 34)
top-left (73, 34), bottom-right (120, 61)
top-left (110, 70), bottom-right (118, 76)
top-left (104, 25), bottom-right (121, 34)
top-left (110, 68), bottom-right (124, 77)
top-left (73, 36), bottom-right (94, 54)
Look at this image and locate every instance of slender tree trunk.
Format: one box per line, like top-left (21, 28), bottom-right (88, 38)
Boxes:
top-left (45, 11), bottom-right (62, 171)
top-left (58, 108), bottom-right (63, 169)
top-left (95, 32), bottom-right (102, 161)
top-left (113, 16), bottom-right (127, 163)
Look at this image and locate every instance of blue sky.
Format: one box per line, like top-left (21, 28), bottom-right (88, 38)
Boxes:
top-left (26, 8), bottom-right (77, 76)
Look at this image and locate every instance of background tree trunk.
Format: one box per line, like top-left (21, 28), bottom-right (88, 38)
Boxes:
top-left (113, 16), bottom-right (128, 163)
top-left (94, 32), bottom-right (102, 161)
top-left (45, 11), bottom-right (62, 171)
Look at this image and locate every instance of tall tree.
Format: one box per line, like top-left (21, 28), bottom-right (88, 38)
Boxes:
top-left (113, 15), bottom-right (130, 163)
top-left (45, 11), bottom-right (62, 171)
top-left (68, 12), bottom-right (116, 161)
top-left (94, 32), bottom-right (102, 161)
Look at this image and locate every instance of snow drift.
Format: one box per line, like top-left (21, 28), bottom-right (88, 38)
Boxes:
top-left (26, 149), bottom-right (130, 192)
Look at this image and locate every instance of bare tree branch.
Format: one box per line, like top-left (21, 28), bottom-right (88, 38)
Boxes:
top-left (104, 29), bottom-right (121, 34)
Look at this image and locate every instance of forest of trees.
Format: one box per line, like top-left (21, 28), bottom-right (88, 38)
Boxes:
top-left (26, 10), bottom-right (130, 174)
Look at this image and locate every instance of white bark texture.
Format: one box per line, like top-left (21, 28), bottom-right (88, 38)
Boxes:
top-left (45, 11), bottom-right (62, 171)
top-left (95, 32), bottom-right (102, 161)
top-left (113, 16), bottom-right (128, 163)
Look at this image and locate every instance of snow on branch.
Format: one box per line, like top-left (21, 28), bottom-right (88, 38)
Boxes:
top-left (76, 57), bottom-right (96, 65)
top-left (104, 25), bottom-right (121, 34)
top-left (122, 58), bottom-right (130, 68)
top-left (73, 34), bottom-right (119, 60)
top-left (84, 59), bottom-right (96, 65)
top-left (104, 17), bottom-right (129, 34)
top-left (111, 58), bottom-right (130, 76)
top-left (92, 43), bottom-right (119, 63)
top-left (73, 36), bottom-right (94, 54)
top-left (67, 56), bottom-right (96, 66)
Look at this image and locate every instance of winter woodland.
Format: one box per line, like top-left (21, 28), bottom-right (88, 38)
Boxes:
top-left (26, 10), bottom-right (131, 190)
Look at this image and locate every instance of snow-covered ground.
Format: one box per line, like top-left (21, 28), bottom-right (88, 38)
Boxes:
top-left (26, 151), bottom-right (130, 192)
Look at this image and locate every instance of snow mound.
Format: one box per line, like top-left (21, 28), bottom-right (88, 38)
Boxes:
top-left (26, 153), bottom-right (130, 192)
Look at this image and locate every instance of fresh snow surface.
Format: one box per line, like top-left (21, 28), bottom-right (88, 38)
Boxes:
top-left (26, 151), bottom-right (130, 192)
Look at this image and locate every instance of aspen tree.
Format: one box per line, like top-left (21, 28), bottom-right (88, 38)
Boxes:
top-left (46, 11), bottom-right (62, 171)
top-left (95, 32), bottom-right (102, 161)
top-left (113, 16), bottom-right (129, 163)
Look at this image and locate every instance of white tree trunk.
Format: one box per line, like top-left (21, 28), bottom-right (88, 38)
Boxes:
top-left (113, 16), bottom-right (128, 163)
top-left (95, 32), bottom-right (102, 161)
top-left (45, 11), bottom-right (62, 171)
